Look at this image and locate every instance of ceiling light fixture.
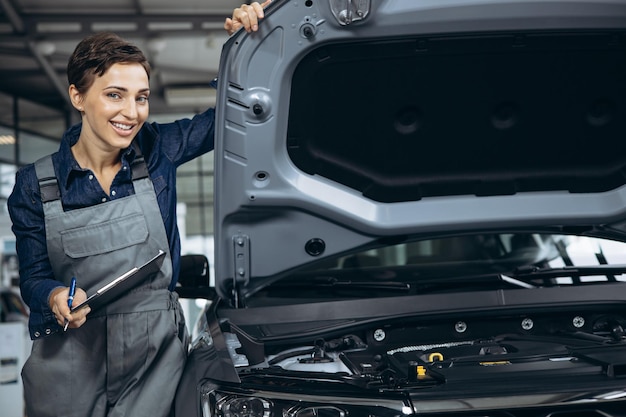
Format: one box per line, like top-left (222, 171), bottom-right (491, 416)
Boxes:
top-left (34, 41), bottom-right (56, 56)
top-left (0, 135), bottom-right (15, 145)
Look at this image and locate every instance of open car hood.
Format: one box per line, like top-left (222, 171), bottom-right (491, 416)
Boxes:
top-left (212, 0), bottom-right (626, 304)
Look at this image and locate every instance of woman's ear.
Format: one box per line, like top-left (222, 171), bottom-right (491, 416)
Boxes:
top-left (68, 84), bottom-right (84, 112)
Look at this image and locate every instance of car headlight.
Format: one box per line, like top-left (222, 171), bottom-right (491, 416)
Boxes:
top-left (218, 396), bottom-right (271, 417)
top-left (200, 384), bottom-right (414, 417)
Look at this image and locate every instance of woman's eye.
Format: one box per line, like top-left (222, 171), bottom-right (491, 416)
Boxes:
top-left (137, 96), bottom-right (149, 103)
top-left (107, 92), bottom-right (121, 99)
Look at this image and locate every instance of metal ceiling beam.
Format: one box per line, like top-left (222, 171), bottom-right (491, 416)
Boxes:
top-left (0, 13), bottom-right (228, 41)
top-left (27, 39), bottom-right (71, 107)
top-left (0, 0), bottom-right (24, 33)
top-left (0, 0), bottom-right (71, 107)
top-left (0, 45), bottom-right (30, 56)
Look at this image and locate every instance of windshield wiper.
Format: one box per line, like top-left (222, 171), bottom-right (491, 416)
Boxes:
top-left (312, 277), bottom-right (411, 292)
top-left (275, 276), bottom-right (411, 292)
top-left (511, 264), bottom-right (626, 283)
top-left (500, 274), bottom-right (537, 288)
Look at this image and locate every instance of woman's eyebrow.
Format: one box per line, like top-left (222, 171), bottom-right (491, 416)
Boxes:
top-left (104, 86), bottom-right (151, 93)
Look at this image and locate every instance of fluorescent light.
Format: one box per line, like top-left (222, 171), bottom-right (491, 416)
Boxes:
top-left (148, 22), bottom-right (193, 31)
top-left (0, 135), bottom-right (15, 145)
top-left (36, 22), bottom-right (81, 33)
top-left (92, 22), bottom-right (138, 32)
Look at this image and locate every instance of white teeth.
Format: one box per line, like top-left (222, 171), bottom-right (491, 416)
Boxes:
top-left (112, 122), bottom-right (133, 130)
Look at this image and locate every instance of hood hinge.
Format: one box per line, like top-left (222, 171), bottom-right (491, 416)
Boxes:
top-left (330, 0), bottom-right (370, 25)
top-left (232, 233), bottom-right (251, 308)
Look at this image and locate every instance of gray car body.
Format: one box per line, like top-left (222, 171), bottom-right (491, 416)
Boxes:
top-left (174, 1), bottom-right (626, 416)
top-left (213, 0), bottom-right (626, 303)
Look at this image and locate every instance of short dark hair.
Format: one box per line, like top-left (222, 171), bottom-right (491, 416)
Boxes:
top-left (67, 32), bottom-right (151, 94)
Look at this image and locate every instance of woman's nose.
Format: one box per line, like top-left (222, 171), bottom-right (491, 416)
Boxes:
top-left (122, 100), bottom-right (138, 119)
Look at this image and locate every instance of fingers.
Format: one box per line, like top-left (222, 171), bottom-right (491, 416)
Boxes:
top-left (224, 18), bottom-right (236, 35)
top-left (66, 305), bottom-right (91, 330)
top-left (225, 1), bottom-right (270, 35)
top-left (50, 286), bottom-right (91, 330)
top-left (66, 288), bottom-right (90, 329)
top-left (50, 287), bottom-right (71, 325)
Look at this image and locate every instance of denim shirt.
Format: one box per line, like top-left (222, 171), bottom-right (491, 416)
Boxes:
top-left (7, 108), bottom-right (215, 339)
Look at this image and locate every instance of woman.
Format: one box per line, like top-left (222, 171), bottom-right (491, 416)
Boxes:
top-left (7, 3), bottom-right (268, 417)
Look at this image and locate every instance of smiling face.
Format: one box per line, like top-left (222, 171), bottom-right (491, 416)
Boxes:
top-left (69, 62), bottom-right (150, 152)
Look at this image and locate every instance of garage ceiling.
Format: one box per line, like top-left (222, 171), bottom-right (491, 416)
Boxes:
top-left (0, 0), bottom-right (251, 235)
top-left (0, 0), bottom-right (248, 136)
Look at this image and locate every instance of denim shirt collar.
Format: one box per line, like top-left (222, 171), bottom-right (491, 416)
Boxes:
top-left (57, 122), bottom-right (137, 189)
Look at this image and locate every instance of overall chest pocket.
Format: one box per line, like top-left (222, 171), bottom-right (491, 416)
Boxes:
top-left (61, 213), bottom-right (149, 258)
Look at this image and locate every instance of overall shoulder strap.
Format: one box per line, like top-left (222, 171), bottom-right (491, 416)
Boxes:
top-left (34, 155), bottom-right (61, 203)
top-left (34, 143), bottom-right (151, 205)
top-left (131, 141), bottom-right (149, 181)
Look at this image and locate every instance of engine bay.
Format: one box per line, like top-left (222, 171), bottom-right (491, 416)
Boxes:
top-left (227, 308), bottom-right (626, 389)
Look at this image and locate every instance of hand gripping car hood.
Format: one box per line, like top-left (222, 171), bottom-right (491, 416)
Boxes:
top-left (212, 0), bottom-right (626, 303)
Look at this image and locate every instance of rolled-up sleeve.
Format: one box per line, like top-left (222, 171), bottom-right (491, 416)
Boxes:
top-left (8, 166), bottom-right (63, 339)
top-left (151, 107), bottom-right (216, 167)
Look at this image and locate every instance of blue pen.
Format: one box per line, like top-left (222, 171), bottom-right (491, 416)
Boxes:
top-left (64, 277), bottom-right (77, 331)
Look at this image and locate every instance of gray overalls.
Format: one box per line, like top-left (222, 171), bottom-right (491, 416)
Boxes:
top-left (22, 150), bottom-right (188, 417)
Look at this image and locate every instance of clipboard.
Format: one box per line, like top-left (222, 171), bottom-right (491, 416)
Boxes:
top-left (70, 250), bottom-right (166, 312)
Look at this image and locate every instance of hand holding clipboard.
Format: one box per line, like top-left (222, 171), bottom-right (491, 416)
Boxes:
top-left (70, 250), bottom-right (166, 313)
